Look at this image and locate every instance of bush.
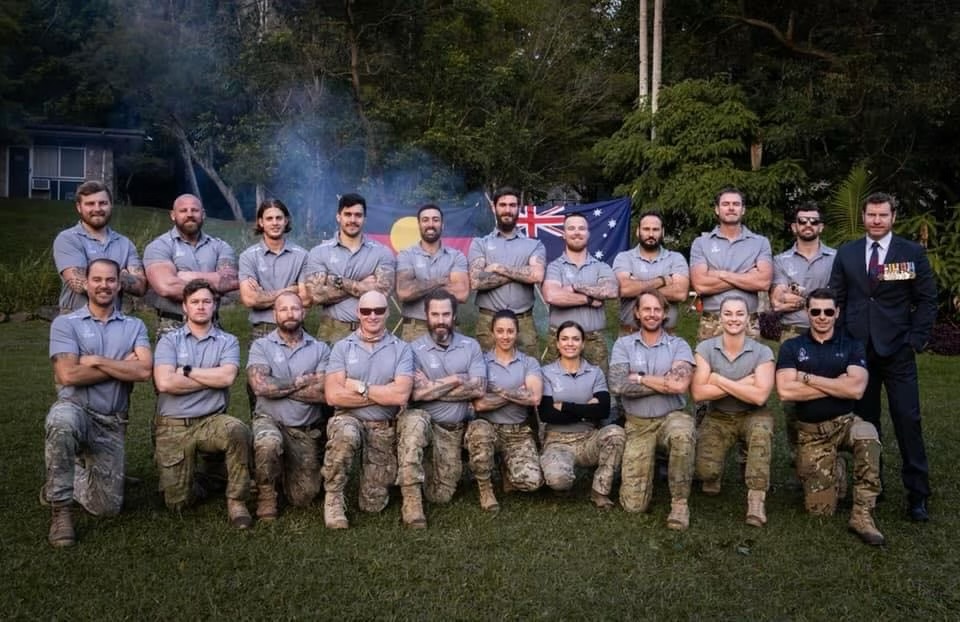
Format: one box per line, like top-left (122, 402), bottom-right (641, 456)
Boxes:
top-left (0, 250), bottom-right (60, 314)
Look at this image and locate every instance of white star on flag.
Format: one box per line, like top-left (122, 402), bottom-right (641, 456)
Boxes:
top-left (608, 219), bottom-right (617, 228)
top-left (594, 250), bottom-right (604, 259)
top-left (593, 208), bottom-right (603, 217)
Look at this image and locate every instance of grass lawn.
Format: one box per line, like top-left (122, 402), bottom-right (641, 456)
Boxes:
top-left (1, 197), bottom-right (959, 619)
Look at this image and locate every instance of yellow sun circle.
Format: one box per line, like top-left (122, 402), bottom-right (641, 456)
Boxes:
top-left (389, 216), bottom-right (420, 252)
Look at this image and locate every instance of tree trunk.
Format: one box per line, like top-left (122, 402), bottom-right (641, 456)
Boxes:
top-left (638, 0), bottom-right (649, 109)
top-left (170, 123), bottom-right (245, 221)
top-left (179, 140), bottom-right (200, 197)
top-left (651, 0), bottom-right (664, 115)
top-left (344, 0), bottom-right (383, 200)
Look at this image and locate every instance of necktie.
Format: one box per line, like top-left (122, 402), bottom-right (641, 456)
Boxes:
top-left (868, 241), bottom-right (880, 285)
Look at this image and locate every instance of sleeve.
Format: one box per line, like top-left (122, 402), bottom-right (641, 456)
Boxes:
top-left (154, 332), bottom-right (179, 366)
top-left (689, 235), bottom-right (706, 268)
top-left (325, 341), bottom-right (347, 374)
top-left (221, 334), bottom-right (242, 367)
top-left (52, 231), bottom-right (85, 274)
top-left (557, 392), bottom-right (610, 422)
top-left (215, 239), bottom-right (238, 268)
top-left (133, 319), bottom-right (150, 349)
top-left (395, 342), bottom-right (415, 377)
top-left (908, 244), bottom-right (938, 351)
top-left (670, 251), bottom-right (690, 276)
top-left (597, 262), bottom-right (615, 282)
top-left (142, 237), bottom-right (169, 266)
top-left (303, 246), bottom-right (326, 280)
top-left (49, 317), bottom-right (79, 358)
top-left (775, 339), bottom-right (798, 370)
top-left (294, 247), bottom-right (309, 282)
top-left (694, 340), bottom-right (711, 362)
top-left (451, 250), bottom-right (468, 274)
top-left (759, 343), bottom-right (775, 364)
top-left (674, 339), bottom-right (696, 366)
top-left (757, 236), bottom-right (773, 265)
top-left (609, 338), bottom-right (630, 367)
top-left (827, 247), bottom-right (849, 310)
top-left (846, 338), bottom-right (868, 370)
top-left (316, 342), bottom-right (332, 372)
top-left (467, 237), bottom-right (483, 263)
top-left (396, 248), bottom-right (414, 273)
top-left (523, 354), bottom-right (542, 378)
top-left (592, 367), bottom-right (609, 394)
top-left (246, 338), bottom-right (268, 368)
top-left (772, 255), bottom-right (789, 286)
top-left (238, 247), bottom-right (257, 282)
top-left (531, 240), bottom-right (547, 264)
top-left (376, 244), bottom-right (397, 275)
top-left (544, 258), bottom-right (562, 283)
top-left (468, 341), bottom-right (487, 379)
top-left (123, 238), bottom-right (143, 270)
top-left (611, 250), bottom-right (631, 276)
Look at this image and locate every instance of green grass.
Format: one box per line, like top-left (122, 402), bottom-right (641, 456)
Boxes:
top-left (2, 197), bottom-right (959, 619)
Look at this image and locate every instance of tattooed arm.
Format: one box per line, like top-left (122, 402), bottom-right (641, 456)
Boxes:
top-left (572, 275), bottom-right (619, 301)
top-left (305, 271), bottom-right (349, 306)
top-left (485, 255), bottom-right (545, 286)
top-left (60, 266), bottom-right (87, 295)
top-left (247, 364), bottom-right (301, 399)
top-left (239, 278), bottom-right (300, 310)
top-left (396, 269), bottom-right (445, 303)
top-left (120, 265), bottom-right (147, 296)
top-left (470, 256), bottom-right (512, 291)
top-left (78, 347), bottom-right (153, 383)
top-left (607, 362), bottom-right (658, 398)
top-left (214, 257), bottom-right (239, 294)
top-left (288, 371), bottom-right (326, 403)
top-left (439, 375), bottom-right (487, 401)
top-left (412, 370), bottom-right (462, 402)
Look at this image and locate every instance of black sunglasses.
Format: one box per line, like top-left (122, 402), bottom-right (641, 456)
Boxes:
top-left (796, 217), bottom-right (822, 225)
top-left (358, 307), bottom-right (387, 316)
top-left (808, 308), bottom-right (836, 317)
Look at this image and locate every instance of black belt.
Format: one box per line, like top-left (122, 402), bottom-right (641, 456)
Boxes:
top-left (154, 413), bottom-right (217, 427)
top-left (479, 308), bottom-right (533, 320)
top-left (322, 317), bottom-right (360, 330)
top-left (401, 317), bottom-right (428, 326)
top-left (157, 310), bottom-right (184, 322)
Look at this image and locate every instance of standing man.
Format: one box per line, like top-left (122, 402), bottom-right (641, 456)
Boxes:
top-left (143, 194), bottom-right (239, 336)
top-left (396, 291), bottom-right (486, 528)
top-left (541, 212), bottom-right (619, 372)
top-left (829, 191), bottom-right (937, 522)
top-left (321, 291), bottom-right (414, 529)
top-left (691, 296), bottom-right (776, 528)
top-left (304, 193), bottom-right (396, 345)
top-left (238, 198), bottom-right (310, 340)
top-left (43, 258), bottom-right (152, 547)
top-left (53, 180), bottom-right (146, 313)
top-left (612, 211), bottom-right (690, 336)
top-left (609, 290), bottom-right (696, 530)
top-left (246, 291), bottom-right (330, 521)
top-left (775, 288), bottom-right (884, 545)
top-left (468, 187), bottom-right (546, 357)
top-left (396, 204), bottom-right (470, 342)
top-left (153, 279), bottom-right (253, 529)
top-left (690, 187), bottom-right (773, 341)
top-left (771, 202), bottom-right (836, 342)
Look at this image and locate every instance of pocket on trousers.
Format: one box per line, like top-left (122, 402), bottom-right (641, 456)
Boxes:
top-left (156, 446), bottom-right (186, 469)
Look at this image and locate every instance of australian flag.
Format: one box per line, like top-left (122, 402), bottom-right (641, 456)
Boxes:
top-left (518, 198), bottom-right (632, 266)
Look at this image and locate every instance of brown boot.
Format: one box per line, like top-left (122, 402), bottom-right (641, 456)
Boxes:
top-left (848, 503), bottom-right (885, 546)
top-left (746, 490), bottom-right (767, 527)
top-left (256, 484), bottom-right (278, 522)
top-left (324, 491), bottom-right (349, 529)
top-left (227, 498), bottom-right (252, 529)
top-left (477, 478), bottom-right (499, 513)
top-left (48, 503), bottom-right (75, 548)
top-left (401, 485), bottom-right (427, 528)
top-left (667, 498), bottom-right (690, 531)
top-left (499, 462), bottom-right (516, 494)
top-left (590, 489), bottom-right (615, 510)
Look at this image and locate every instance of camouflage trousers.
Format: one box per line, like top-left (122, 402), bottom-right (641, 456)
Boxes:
top-left (154, 414), bottom-right (251, 511)
top-left (695, 407), bottom-right (774, 491)
top-left (321, 414), bottom-right (396, 513)
top-left (44, 400), bottom-right (126, 516)
top-left (396, 409), bottom-right (466, 503)
top-left (620, 412), bottom-right (695, 513)
top-left (778, 326), bottom-right (806, 455)
top-left (465, 419), bottom-right (543, 491)
top-left (540, 424), bottom-right (625, 496)
top-left (399, 318), bottom-right (430, 343)
top-left (796, 415), bottom-right (881, 516)
top-left (475, 311), bottom-right (538, 359)
top-left (252, 414), bottom-right (323, 507)
top-left (696, 311), bottom-right (761, 342)
top-left (316, 316), bottom-right (358, 346)
top-left (542, 329), bottom-right (609, 377)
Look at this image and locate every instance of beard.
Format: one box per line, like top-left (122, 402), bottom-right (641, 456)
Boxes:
top-left (640, 237), bottom-right (662, 251)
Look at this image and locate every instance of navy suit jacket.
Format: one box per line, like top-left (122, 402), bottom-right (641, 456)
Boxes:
top-left (829, 235), bottom-right (937, 357)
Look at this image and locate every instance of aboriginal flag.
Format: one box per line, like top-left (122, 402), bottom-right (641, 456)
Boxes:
top-left (364, 197), bottom-right (632, 265)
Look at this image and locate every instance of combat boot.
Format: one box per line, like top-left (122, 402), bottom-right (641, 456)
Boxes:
top-left (590, 489), bottom-right (615, 510)
top-left (477, 478), bottom-right (499, 513)
top-left (667, 498), bottom-right (690, 531)
top-left (324, 491), bottom-right (349, 529)
top-left (401, 485), bottom-right (427, 528)
top-left (745, 490), bottom-right (767, 527)
top-left (499, 462), bottom-right (516, 494)
top-left (48, 502), bottom-right (75, 548)
top-left (702, 479), bottom-right (721, 495)
top-left (256, 484), bottom-right (278, 522)
top-left (848, 504), bottom-right (885, 546)
top-left (227, 498), bottom-right (252, 529)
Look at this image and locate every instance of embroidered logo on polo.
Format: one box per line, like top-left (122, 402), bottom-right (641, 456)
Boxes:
top-left (797, 347), bottom-right (809, 363)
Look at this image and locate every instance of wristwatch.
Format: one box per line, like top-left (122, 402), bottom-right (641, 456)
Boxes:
top-left (182, 365), bottom-right (192, 378)
top-left (802, 372), bottom-right (810, 384)
top-left (356, 381), bottom-right (369, 398)
top-left (333, 275), bottom-right (344, 289)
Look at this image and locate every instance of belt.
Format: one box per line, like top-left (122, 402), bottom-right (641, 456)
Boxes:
top-left (795, 416), bottom-right (850, 434)
top-left (479, 308), bottom-right (533, 320)
top-left (322, 316), bottom-right (360, 331)
top-left (154, 414), bottom-right (214, 427)
top-left (157, 310), bottom-right (185, 322)
top-left (401, 317), bottom-right (428, 326)
top-left (434, 421), bottom-right (466, 432)
top-left (252, 322), bottom-right (276, 328)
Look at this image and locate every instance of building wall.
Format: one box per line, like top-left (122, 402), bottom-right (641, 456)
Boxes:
top-left (83, 144), bottom-right (115, 194)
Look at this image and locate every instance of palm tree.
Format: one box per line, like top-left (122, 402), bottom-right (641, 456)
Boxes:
top-left (823, 163), bottom-right (875, 246)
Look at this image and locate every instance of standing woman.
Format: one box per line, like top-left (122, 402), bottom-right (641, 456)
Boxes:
top-left (466, 310), bottom-right (544, 512)
top-left (539, 321), bottom-right (625, 509)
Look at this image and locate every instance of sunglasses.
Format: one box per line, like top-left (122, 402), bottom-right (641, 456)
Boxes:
top-left (358, 307), bottom-right (387, 316)
top-left (796, 217), bottom-right (822, 225)
top-left (808, 308), bottom-right (836, 317)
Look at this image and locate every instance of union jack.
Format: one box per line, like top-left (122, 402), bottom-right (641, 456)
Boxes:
top-left (516, 204), bottom-right (566, 239)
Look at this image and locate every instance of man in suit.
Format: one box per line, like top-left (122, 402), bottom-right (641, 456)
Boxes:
top-left (829, 191), bottom-right (937, 522)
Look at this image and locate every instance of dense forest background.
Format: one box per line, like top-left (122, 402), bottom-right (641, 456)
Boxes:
top-left (2, 0), bottom-right (959, 307)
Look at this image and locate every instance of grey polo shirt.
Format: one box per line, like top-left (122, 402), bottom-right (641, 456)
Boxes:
top-left (303, 234), bottom-right (396, 322)
top-left (410, 332), bottom-right (486, 425)
top-left (541, 359), bottom-right (607, 434)
top-left (610, 332), bottom-right (694, 419)
top-left (49, 307), bottom-right (150, 415)
top-left (479, 350), bottom-right (541, 425)
top-left (772, 243), bottom-right (836, 328)
top-left (689, 225), bottom-right (772, 313)
top-left (468, 230), bottom-right (546, 314)
top-left (143, 228), bottom-right (237, 315)
top-left (155, 325), bottom-right (240, 418)
top-left (53, 224), bottom-right (143, 312)
top-left (695, 336), bottom-right (774, 412)
top-left (612, 246), bottom-right (689, 330)
top-left (545, 253), bottom-right (616, 332)
top-left (396, 243), bottom-right (468, 320)
top-left (326, 332), bottom-right (414, 422)
top-left (247, 330), bottom-right (331, 427)
top-left (238, 241), bottom-right (309, 324)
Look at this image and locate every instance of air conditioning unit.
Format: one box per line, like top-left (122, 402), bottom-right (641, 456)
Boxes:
top-left (31, 178), bottom-right (51, 191)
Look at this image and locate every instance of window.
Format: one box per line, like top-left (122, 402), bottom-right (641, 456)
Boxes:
top-left (33, 146), bottom-right (85, 179)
